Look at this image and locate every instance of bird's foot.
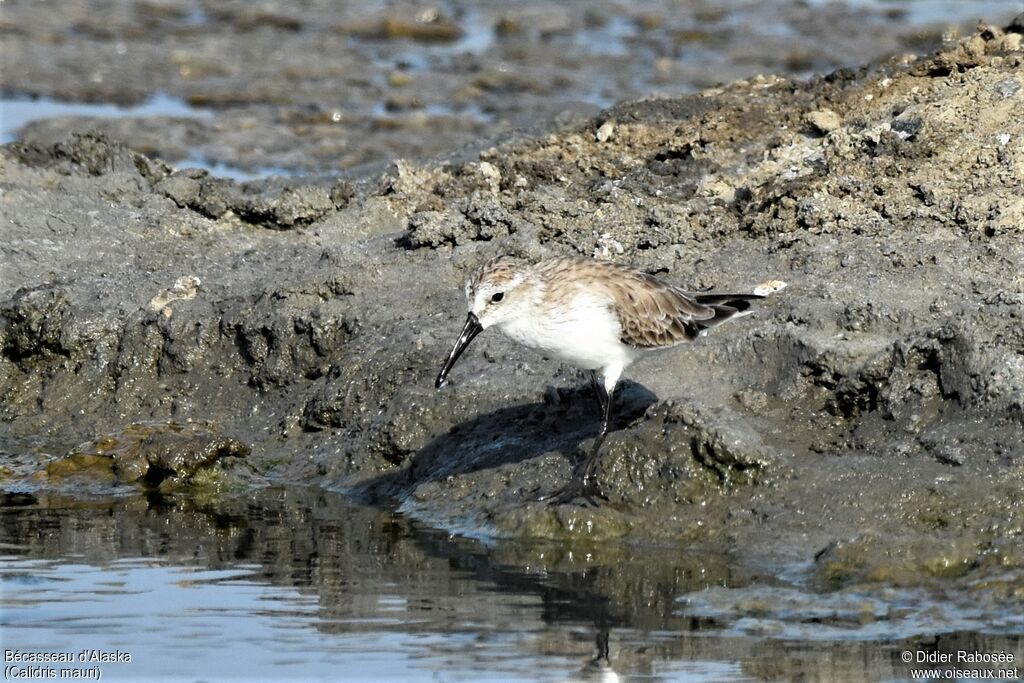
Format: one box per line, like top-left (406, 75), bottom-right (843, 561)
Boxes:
top-left (537, 473), bottom-right (608, 506)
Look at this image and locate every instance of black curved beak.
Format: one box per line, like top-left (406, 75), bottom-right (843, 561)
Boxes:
top-left (435, 313), bottom-right (483, 388)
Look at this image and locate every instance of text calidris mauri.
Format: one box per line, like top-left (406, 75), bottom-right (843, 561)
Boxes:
top-left (435, 255), bottom-right (785, 504)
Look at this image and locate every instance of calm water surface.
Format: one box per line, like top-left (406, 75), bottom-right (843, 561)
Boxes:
top-left (2, 487), bottom-right (1021, 682)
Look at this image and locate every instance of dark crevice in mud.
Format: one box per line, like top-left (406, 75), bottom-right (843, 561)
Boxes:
top-left (652, 147), bottom-right (695, 163)
top-left (689, 437), bottom-right (762, 486)
top-left (141, 464), bottom-right (177, 487)
top-left (0, 284), bottom-right (74, 363)
top-left (827, 376), bottom-right (883, 419)
top-left (2, 492), bottom-right (38, 507)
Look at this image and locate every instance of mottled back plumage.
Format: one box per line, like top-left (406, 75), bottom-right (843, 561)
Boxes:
top-left (527, 257), bottom-right (761, 349)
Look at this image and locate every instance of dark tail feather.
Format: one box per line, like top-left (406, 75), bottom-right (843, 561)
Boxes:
top-left (692, 293), bottom-right (764, 332)
top-left (693, 293), bottom-right (764, 309)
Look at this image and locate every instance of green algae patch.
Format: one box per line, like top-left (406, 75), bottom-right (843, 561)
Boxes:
top-left (814, 532), bottom-right (994, 589)
top-left (42, 420), bottom-right (249, 490)
top-left (529, 504), bottom-right (632, 541)
top-left (45, 453), bottom-right (117, 481)
top-left (920, 553), bottom-right (975, 580)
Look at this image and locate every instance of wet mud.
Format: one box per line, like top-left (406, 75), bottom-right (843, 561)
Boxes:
top-left (2, 2), bottom-right (1024, 626)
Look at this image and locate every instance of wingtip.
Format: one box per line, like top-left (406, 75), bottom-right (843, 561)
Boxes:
top-left (753, 280), bottom-right (788, 297)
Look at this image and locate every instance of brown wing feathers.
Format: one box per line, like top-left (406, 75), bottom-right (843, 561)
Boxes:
top-left (612, 272), bottom-right (713, 348)
top-left (615, 272), bottom-right (763, 349)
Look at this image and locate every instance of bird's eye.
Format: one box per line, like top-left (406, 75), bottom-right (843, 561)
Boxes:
top-left (490, 292), bottom-right (504, 303)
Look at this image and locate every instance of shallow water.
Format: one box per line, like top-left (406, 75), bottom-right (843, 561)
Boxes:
top-left (0, 94), bottom-right (212, 144)
top-left (2, 487), bottom-right (1021, 682)
top-left (808, 0), bottom-right (1024, 25)
top-left (0, 95), bottom-right (291, 181)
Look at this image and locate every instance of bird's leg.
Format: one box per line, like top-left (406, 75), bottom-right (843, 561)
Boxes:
top-left (588, 370), bottom-right (608, 417)
top-left (594, 629), bottom-right (610, 665)
top-left (579, 383), bottom-right (613, 487)
top-left (541, 382), bottom-right (614, 505)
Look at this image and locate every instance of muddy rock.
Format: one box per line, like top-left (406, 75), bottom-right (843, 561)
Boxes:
top-left (42, 421), bottom-right (250, 489)
top-left (152, 167), bottom-right (336, 228)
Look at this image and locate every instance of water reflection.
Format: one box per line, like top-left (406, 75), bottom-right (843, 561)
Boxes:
top-left (1, 488), bottom-right (1021, 682)
top-left (0, 93), bottom-right (213, 144)
top-left (0, 95), bottom-right (297, 182)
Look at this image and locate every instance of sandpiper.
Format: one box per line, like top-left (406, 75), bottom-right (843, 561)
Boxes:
top-left (435, 255), bottom-right (785, 504)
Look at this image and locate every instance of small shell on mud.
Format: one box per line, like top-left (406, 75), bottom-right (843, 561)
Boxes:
top-left (149, 275), bottom-right (202, 315)
top-left (595, 120), bottom-right (616, 143)
top-left (804, 108), bottom-right (841, 134)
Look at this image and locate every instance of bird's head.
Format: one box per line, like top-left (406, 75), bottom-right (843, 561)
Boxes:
top-left (435, 255), bottom-right (529, 388)
top-left (464, 255), bottom-right (529, 329)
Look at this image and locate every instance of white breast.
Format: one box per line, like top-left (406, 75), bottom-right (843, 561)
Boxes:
top-left (497, 291), bottom-right (635, 372)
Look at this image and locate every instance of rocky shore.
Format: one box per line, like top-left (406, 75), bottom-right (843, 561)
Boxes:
top-left (2, 11), bottom-right (1023, 604)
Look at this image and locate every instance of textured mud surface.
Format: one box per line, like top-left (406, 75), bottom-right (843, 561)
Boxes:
top-left (2, 6), bottom-right (1024, 617)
